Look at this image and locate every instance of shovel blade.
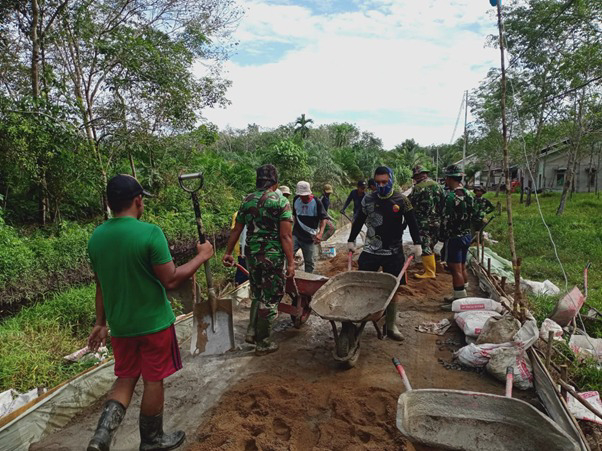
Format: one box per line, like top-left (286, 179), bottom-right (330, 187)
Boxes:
top-left (190, 298), bottom-right (235, 356)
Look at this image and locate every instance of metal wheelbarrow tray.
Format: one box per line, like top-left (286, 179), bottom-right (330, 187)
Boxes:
top-left (310, 270), bottom-right (401, 367)
top-left (281, 271), bottom-right (329, 328)
top-left (397, 389), bottom-right (579, 451)
top-left (310, 270), bottom-right (399, 322)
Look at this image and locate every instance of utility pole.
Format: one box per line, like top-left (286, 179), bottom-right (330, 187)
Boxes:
top-left (462, 90), bottom-right (468, 178)
top-left (496, 0), bottom-right (521, 302)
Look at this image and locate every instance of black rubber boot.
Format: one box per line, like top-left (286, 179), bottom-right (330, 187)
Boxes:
top-left (87, 400), bottom-right (126, 451)
top-left (255, 315), bottom-right (279, 356)
top-left (139, 412), bottom-right (185, 451)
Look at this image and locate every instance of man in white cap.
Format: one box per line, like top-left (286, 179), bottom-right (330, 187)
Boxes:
top-left (292, 181), bottom-right (327, 273)
top-left (280, 185), bottom-right (292, 199)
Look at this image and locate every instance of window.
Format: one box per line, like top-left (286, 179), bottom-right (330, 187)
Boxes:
top-left (556, 171), bottom-right (565, 187)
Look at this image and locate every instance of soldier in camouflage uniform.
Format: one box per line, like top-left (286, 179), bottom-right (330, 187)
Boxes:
top-left (409, 165), bottom-right (444, 279)
top-left (223, 164), bottom-right (294, 356)
top-left (474, 185), bottom-right (495, 217)
top-left (440, 164), bottom-right (478, 300)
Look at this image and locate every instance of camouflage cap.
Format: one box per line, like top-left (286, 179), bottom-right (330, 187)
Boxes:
top-left (473, 184), bottom-right (486, 193)
top-left (444, 164), bottom-right (464, 177)
top-left (256, 164), bottom-right (278, 188)
top-left (323, 183), bottom-right (333, 193)
top-left (412, 165), bottom-right (429, 177)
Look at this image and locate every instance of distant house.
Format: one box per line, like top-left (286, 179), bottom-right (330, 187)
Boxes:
top-left (534, 139), bottom-right (600, 193)
top-left (458, 140), bottom-right (601, 193)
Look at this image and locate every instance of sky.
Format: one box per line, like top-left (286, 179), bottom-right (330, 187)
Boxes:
top-left (197, 0), bottom-right (500, 148)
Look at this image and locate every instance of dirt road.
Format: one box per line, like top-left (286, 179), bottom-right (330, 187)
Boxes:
top-left (33, 248), bottom-right (537, 451)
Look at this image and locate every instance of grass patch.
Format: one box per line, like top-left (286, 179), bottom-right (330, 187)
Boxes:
top-left (0, 285), bottom-right (100, 392)
top-left (486, 192), bottom-right (602, 324)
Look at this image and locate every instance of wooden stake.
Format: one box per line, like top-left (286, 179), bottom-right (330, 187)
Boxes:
top-left (487, 258), bottom-right (491, 276)
top-left (476, 232), bottom-right (480, 262)
top-left (558, 379), bottom-right (602, 420)
top-left (481, 238), bottom-right (485, 265)
top-left (560, 365), bottom-right (568, 401)
top-left (501, 276), bottom-right (507, 292)
top-left (545, 330), bottom-right (554, 370)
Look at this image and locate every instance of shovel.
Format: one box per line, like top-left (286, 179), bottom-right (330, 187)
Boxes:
top-left (179, 172), bottom-right (235, 356)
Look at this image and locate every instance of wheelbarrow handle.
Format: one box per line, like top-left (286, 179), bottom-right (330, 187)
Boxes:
top-left (392, 357), bottom-right (413, 392)
top-left (396, 255), bottom-right (414, 284)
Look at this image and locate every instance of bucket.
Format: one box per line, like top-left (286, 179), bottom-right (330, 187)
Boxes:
top-left (322, 245), bottom-right (336, 258)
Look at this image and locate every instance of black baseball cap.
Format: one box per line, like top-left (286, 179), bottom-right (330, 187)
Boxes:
top-left (357, 180), bottom-right (367, 187)
top-left (107, 174), bottom-right (152, 204)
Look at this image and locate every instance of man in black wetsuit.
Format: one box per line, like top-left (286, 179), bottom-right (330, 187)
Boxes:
top-left (347, 166), bottom-right (422, 341)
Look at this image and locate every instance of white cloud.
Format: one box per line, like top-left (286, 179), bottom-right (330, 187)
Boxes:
top-left (198, 0), bottom-right (499, 147)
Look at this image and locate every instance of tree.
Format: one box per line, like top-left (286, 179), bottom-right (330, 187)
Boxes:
top-left (294, 113), bottom-right (313, 140)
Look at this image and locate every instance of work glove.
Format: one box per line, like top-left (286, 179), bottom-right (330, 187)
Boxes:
top-left (411, 244), bottom-right (422, 259)
top-left (347, 242), bottom-right (355, 252)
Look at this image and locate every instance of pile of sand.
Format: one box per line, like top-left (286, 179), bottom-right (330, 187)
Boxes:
top-left (187, 371), bottom-right (408, 451)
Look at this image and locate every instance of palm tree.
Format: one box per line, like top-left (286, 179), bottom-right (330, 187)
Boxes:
top-left (294, 113), bottom-right (313, 140)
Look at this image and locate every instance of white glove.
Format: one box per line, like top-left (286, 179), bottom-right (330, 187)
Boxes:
top-left (412, 244), bottom-right (422, 259)
top-left (347, 242), bottom-right (356, 252)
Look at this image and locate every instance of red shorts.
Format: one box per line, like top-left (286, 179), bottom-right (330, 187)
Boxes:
top-left (112, 324), bottom-right (182, 381)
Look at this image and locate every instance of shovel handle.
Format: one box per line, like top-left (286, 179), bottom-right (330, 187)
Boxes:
top-left (347, 251), bottom-right (353, 272)
top-left (234, 263), bottom-right (249, 276)
top-left (392, 357), bottom-right (413, 392)
top-left (505, 366), bottom-right (514, 398)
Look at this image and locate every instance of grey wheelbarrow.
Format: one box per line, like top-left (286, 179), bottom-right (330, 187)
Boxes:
top-left (310, 255), bottom-right (413, 368)
top-left (391, 358), bottom-right (579, 451)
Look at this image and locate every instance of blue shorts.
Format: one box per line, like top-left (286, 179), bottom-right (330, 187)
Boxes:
top-left (445, 235), bottom-right (472, 264)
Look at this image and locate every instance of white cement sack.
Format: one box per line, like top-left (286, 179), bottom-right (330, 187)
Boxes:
top-left (0, 388), bottom-right (39, 418)
top-left (521, 279), bottom-right (561, 296)
top-left (477, 315), bottom-right (521, 345)
top-left (486, 347), bottom-right (534, 390)
top-left (567, 390), bottom-right (602, 425)
top-left (454, 342), bottom-right (513, 367)
top-left (513, 314), bottom-right (539, 350)
top-left (451, 297), bottom-right (504, 313)
top-left (569, 335), bottom-right (602, 363)
top-left (539, 318), bottom-right (563, 341)
top-left (455, 311), bottom-right (500, 338)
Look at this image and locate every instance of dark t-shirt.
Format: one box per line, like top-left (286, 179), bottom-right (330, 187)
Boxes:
top-left (320, 194), bottom-right (330, 212)
top-left (342, 189), bottom-right (365, 216)
top-left (292, 196), bottom-right (328, 243)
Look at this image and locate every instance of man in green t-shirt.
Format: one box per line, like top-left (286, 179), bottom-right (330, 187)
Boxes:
top-left (223, 164), bottom-right (294, 356)
top-left (86, 174), bottom-right (213, 451)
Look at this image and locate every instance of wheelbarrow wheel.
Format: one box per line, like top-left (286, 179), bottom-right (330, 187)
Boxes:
top-left (335, 322), bottom-right (360, 366)
top-left (290, 295), bottom-right (311, 329)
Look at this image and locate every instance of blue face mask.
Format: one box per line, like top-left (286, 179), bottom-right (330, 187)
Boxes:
top-left (377, 167), bottom-right (394, 198)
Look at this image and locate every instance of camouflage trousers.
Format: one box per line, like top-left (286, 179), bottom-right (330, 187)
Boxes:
top-left (247, 253), bottom-right (285, 321)
top-left (419, 225), bottom-right (440, 256)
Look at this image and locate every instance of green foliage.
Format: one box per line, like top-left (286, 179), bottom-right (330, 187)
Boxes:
top-left (262, 139), bottom-right (311, 186)
top-left (0, 285), bottom-right (99, 392)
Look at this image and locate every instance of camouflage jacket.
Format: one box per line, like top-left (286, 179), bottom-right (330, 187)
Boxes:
top-left (236, 190), bottom-right (292, 256)
top-left (408, 179), bottom-right (444, 229)
top-left (475, 197), bottom-right (495, 217)
top-left (440, 186), bottom-right (479, 240)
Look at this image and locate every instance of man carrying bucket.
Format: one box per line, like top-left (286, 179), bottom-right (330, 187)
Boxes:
top-left (347, 167), bottom-right (422, 341)
top-left (86, 174), bottom-right (214, 451)
top-left (223, 164), bottom-right (295, 355)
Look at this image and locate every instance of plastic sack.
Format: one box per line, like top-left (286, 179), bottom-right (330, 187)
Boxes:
top-left (520, 279), bottom-right (560, 296)
top-left (455, 310), bottom-right (500, 338)
top-left (567, 391), bottom-right (602, 425)
top-left (513, 313), bottom-right (539, 350)
top-left (486, 347), bottom-right (534, 390)
top-left (451, 297), bottom-right (504, 314)
top-left (477, 314), bottom-right (521, 345)
top-left (454, 342), bottom-right (513, 367)
top-left (569, 335), bottom-right (602, 363)
top-left (549, 286), bottom-right (585, 326)
top-left (539, 318), bottom-right (563, 341)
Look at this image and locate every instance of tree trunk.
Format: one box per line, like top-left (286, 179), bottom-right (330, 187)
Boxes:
top-left (519, 173), bottom-right (524, 204)
top-left (596, 146), bottom-right (601, 197)
top-left (31, 0), bottom-right (40, 100)
top-left (557, 92), bottom-right (585, 216)
top-left (497, 2), bottom-right (520, 301)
